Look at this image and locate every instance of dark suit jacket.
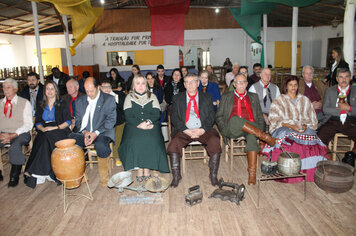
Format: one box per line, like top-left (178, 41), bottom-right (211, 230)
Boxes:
top-left (164, 79), bottom-right (186, 105)
top-left (322, 85), bottom-right (356, 122)
top-left (61, 92), bottom-right (85, 118)
top-left (35, 99), bottom-right (71, 133)
top-left (19, 83), bottom-right (44, 114)
top-left (326, 59), bottom-right (349, 86)
top-left (74, 92), bottom-right (116, 141)
top-left (171, 91), bottom-right (215, 136)
top-left (45, 72), bottom-right (70, 96)
top-left (156, 75), bottom-right (170, 89)
top-left (216, 91), bottom-right (264, 138)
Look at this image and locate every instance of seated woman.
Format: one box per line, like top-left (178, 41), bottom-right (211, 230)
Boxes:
top-left (228, 66), bottom-right (254, 91)
top-left (119, 74), bottom-right (169, 181)
top-left (262, 76), bottom-right (328, 182)
top-left (100, 79), bottom-right (126, 166)
top-left (109, 68), bottom-right (126, 92)
top-left (146, 72), bottom-right (164, 122)
top-left (24, 80), bottom-right (71, 188)
top-left (164, 68), bottom-right (185, 106)
top-left (198, 70), bottom-right (221, 111)
top-left (126, 64), bottom-right (140, 92)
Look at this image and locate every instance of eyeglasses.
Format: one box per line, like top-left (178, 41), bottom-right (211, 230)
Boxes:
top-left (234, 81), bottom-right (247, 85)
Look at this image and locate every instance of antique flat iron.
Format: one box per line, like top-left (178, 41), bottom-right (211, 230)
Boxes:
top-left (185, 185), bottom-right (203, 206)
top-left (209, 178), bottom-right (245, 205)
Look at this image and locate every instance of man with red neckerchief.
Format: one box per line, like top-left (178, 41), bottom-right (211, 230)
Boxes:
top-left (167, 73), bottom-right (221, 188)
top-left (216, 73), bottom-right (277, 185)
top-left (318, 68), bottom-right (356, 153)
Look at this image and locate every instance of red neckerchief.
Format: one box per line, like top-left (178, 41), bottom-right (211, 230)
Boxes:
top-left (4, 98), bottom-right (12, 118)
top-left (185, 91), bottom-right (200, 125)
top-left (337, 86), bottom-right (350, 115)
top-left (234, 90), bottom-right (255, 122)
top-left (264, 83), bottom-right (268, 88)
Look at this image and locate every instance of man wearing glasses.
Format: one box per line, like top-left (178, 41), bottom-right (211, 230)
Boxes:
top-left (216, 73), bottom-right (277, 185)
top-left (167, 73), bottom-right (222, 188)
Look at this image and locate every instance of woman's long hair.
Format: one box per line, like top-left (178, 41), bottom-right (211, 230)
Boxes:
top-left (170, 68), bottom-right (183, 83)
top-left (109, 68), bottom-right (124, 81)
top-left (41, 80), bottom-right (60, 109)
top-left (129, 74), bottom-right (151, 99)
top-left (332, 47), bottom-right (344, 63)
top-left (146, 72), bottom-right (160, 90)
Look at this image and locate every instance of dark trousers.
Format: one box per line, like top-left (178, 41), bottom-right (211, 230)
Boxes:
top-left (317, 119), bottom-right (356, 147)
top-left (70, 133), bottom-right (112, 158)
top-left (167, 129), bottom-right (221, 156)
top-left (0, 132), bottom-right (30, 165)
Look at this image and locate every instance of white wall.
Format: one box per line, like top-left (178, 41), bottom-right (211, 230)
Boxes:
top-left (1, 25), bottom-right (355, 73)
top-left (0, 33), bottom-right (27, 68)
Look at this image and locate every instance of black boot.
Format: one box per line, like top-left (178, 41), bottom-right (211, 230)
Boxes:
top-left (169, 153), bottom-right (182, 188)
top-left (8, 164), bottom-right (22, 187)
top-left (0, 170), bottom-right (3, 181)
top-left (209, 153), bottom-right (221, 186)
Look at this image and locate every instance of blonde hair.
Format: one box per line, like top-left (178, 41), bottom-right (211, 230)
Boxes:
top-left (129, 74), bottom-right (151, 99)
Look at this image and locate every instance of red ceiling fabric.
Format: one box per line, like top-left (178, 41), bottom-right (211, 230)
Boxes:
top-left (145, 0), bottom-right (190, 46)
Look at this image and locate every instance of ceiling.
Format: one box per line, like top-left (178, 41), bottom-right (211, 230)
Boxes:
top-left (0, 0), bottom-right (348, 35)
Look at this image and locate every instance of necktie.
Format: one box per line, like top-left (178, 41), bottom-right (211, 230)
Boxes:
top-left (4, 98), bottom-right (12, 118)
top-left (185, 91), bottom-right (199, 125)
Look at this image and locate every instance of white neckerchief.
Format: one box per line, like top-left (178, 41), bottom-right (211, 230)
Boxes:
top-left (80, 91), bottom-right (100, 132)
top-left (336, 85), bottom-right (349, 125)
top-left (331, 60), bottom-right (338, 72)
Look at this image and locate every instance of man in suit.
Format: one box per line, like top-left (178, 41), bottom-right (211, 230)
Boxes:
top-left (70, 77), bottom-right (116, 186)
top-left (61, 78), bottom-right (85, 131)
top-left (318, 68), bottom-right (356, 153)
top-left (45, 67), bottom-right (70, 96)
top-left (167, 73), bottom-right (222, 187)
top-left (20, 72), bottom-right (43, 117)
top-left (216, 74), bottom-right (276, 185)
top-left (299, 65), bottom-right (327, 124)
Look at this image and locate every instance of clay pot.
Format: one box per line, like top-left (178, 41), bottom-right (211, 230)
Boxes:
top-left (277, 152), bottom-right (301, 176)
top-left (51, 139), bottom-right (85, 189)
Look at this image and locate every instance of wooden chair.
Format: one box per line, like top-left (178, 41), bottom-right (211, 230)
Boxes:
top-left (85, 143), bottom-right (114, 175)
top-left (225, 137), bottom-right (247, 171)
top-left (328, 133), bottom-right (355, 161)
top-left (0, 144), bottom-right (10, 173)
top-left (182, 141), bottom-right (209, 174)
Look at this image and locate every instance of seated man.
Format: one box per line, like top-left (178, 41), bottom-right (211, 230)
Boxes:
top-left (20, 72), bottom-right (43, 117)
top-left (249, 68), bottom-right (280, 129)
top-left (61, 78), bottom-right (85, 131)
top-left (299, 65), bottom-right (327, 124)
top-left (0, 79), bottom-right (33, 186)
top-left (167, 73), bottom-right (222, 187)
top-left (318, 68), bottom-right (356, 154)
top-left (70, 77), bottom-right (116, 186)
top-left (225, 62), bottom-right (240, 87)
top-left (250, 63), bottom-right (262, 83)
top-left (45, 67), bottom-right (70, 96)
top-left (216, 74), bottom-right (276, 185)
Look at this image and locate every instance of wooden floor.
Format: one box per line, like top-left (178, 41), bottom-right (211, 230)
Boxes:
top-left (0, 151), bottom-right (355, 236)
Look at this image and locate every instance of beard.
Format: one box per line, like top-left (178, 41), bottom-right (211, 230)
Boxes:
top-left (29, 84), bottom-right (37, 89)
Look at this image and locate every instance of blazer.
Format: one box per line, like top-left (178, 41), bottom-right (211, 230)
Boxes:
top-left (35, 99), bottom-right (71, 133)
top-left (74, 92), bottom-right (117, 141)
top-left (45, 72), bottom-right (70, 96)
top-left (19, 83), bottom-right (44, 113)
top-left (171, 91), bottom-right (215, 136)
top-left (326, 59), bottom-right (349, 87)
top-left (216, 91), bottom-right (264, 138)
top-left (164, 79), bottom-right (186, 105)
top-left (298, 79), bottom-right (327, 103)
top-left (322, 85), bottom-right (356, 122)
top-left (61, 92), bottom-right (85, 119)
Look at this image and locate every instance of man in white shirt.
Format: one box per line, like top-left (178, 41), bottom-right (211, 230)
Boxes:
top-left (0, 78), bottom-right (33, 187)
top-left (70, 77), bottom-right (116, 186)
top-left (249, 68), bottom-right (280, 128)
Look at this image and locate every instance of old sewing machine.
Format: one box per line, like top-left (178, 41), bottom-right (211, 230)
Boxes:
top-left (107, 171), bottom-right (170, 204)
top-left (209, 178), bottom-right (246, 205)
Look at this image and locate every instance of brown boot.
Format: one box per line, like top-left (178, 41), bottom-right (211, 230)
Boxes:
top-left (169, 153), bottom-right (182, 188)
top-left (209, 153), bottom-right (221, 186)
top-left (242, 122), bottom-right (277, 146)
top-left (247, 151), bottom-right (257, 185)
top-left (97, 157), bottom-right (109, 186)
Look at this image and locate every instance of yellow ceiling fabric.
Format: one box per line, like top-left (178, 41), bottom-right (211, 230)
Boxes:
top-left (30, 0), bottom-right (103, 56)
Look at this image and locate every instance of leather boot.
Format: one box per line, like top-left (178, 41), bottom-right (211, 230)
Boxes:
top-left (0, 170), bottom-right (3, 181)
top-left (242, 122), bottom-right (277, 146)
top-left (169, 153), bottom-right (182, 188)
top-left (247, 151), bottom-right (257, 185)
top-left (209, 153), bottom-right (221, 186)
top-left (8, 164), bottom-right (22, 187)
top-left (97, 157), bottom-right (109, 187)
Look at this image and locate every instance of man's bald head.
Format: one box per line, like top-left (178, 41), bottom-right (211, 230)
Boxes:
top-left (84, 77), bottom-right (99, 99)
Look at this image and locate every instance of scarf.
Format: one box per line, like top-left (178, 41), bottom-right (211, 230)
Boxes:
top-left (4, 98), bottom-right (12, 118)
top-left (185, 91), bottom-right (199, 125)
top-left (234, 90), bottom-right (254, 122)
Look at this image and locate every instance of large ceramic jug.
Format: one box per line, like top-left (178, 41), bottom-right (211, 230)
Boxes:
top-left (51, 139), bottom-right (85, 189)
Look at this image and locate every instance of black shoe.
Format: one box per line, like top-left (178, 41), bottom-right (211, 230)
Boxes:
top-left (8, 165), bottom-right (22, 188)
top-left (0, 170), bottom-right (3, 181)
top-left (25, 176), bottom-right (36, 189)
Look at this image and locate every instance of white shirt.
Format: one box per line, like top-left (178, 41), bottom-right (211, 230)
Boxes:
top-left (53, 75), bottom-right (59, 85)
top-left (80, 91), bottom-right (101, 135)
top-left (1, 95), bottom-right (33, 135)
